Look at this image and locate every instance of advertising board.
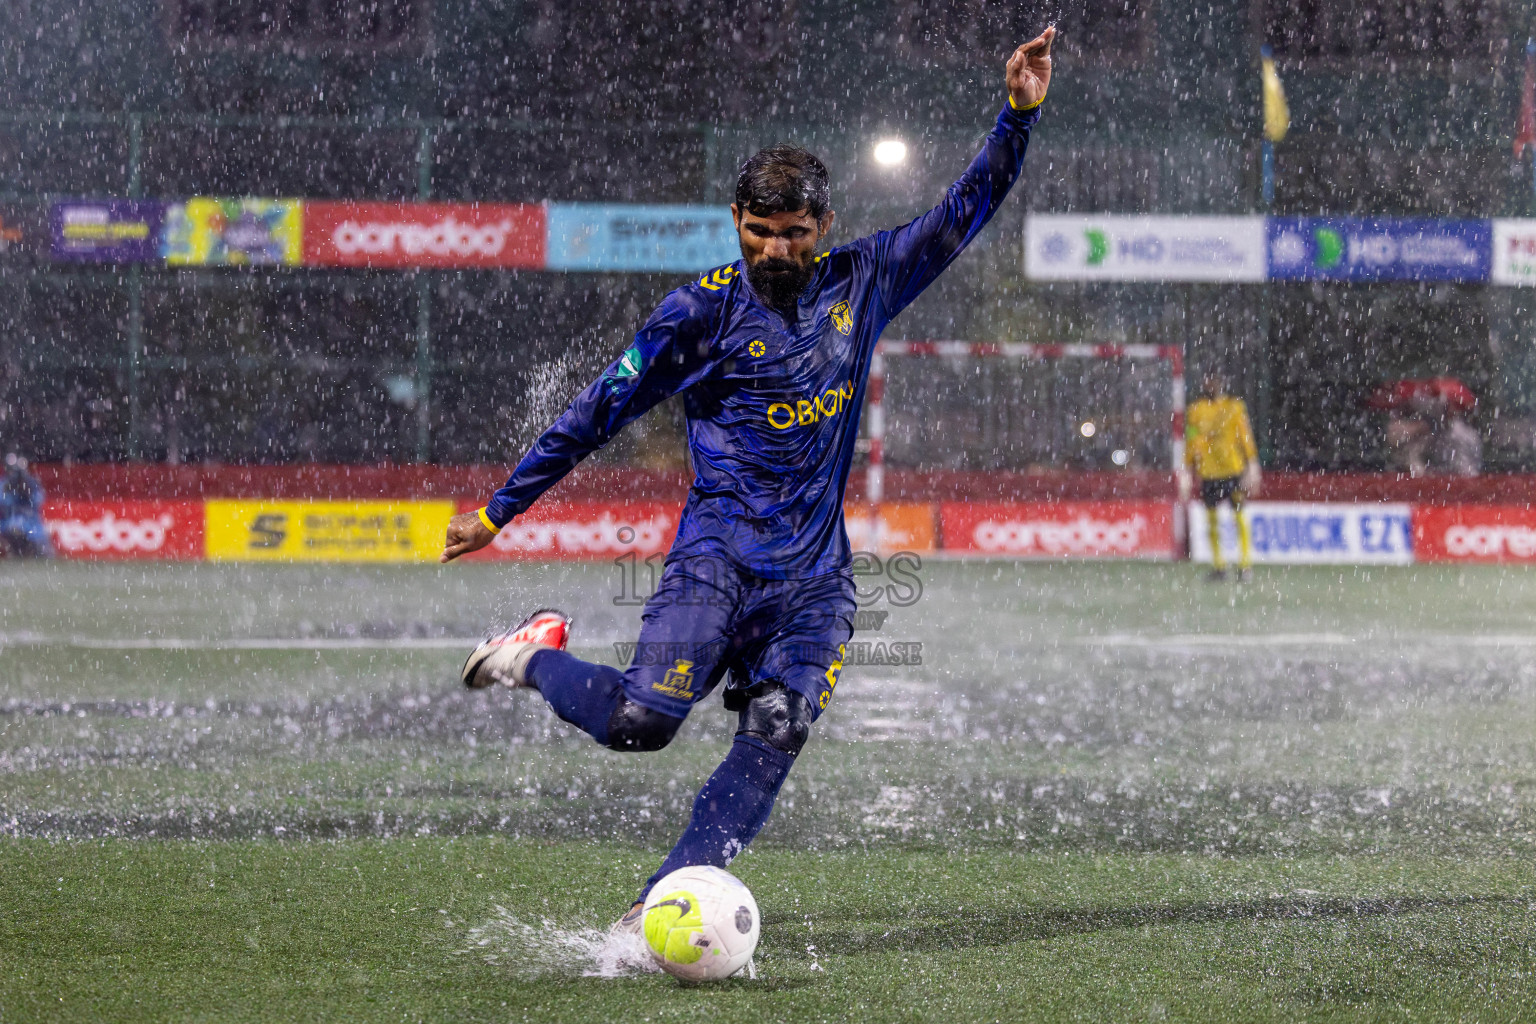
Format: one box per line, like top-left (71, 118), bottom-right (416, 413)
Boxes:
top-left (1491, 219), bottom-right (1536, 286)
top-left (843, 503), bottom-right (937, 554)
top-left (1025, 215), bottom-right (1266, 282)
top-left (456, 501), bottom-right (679, 560)
top-left (162, 198), bottom-right (302, 266)
top-left (545, 203), bottom-right (738, 272)
top-left (50, 200), bottom-right (165, 262)
top-left (1189, 501), bottom-right (1413, 565)
top-left (0, 203), bottom-right (46, 263)
top-left (1267, 218), bottom-right (1490, 282)
top-left (1412, 504), bottom-right (1536, 563)
top-left (43, 500), bottom-right (204, 559)
top-left (303, 201), bottom-right (545, 269)
top-left (940, 502), bottom-right (1174, 558)
top-left (204, 500), bottom-right (454, 561)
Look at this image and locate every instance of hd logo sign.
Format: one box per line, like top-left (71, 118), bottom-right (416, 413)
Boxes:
top-left (204, 500), bottom-right (455, 561)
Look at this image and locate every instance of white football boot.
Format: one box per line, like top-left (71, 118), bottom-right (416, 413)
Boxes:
top-left (610, 901), bottom-right (644, 937)
top-left (460, 609), bottom-right (572, 689)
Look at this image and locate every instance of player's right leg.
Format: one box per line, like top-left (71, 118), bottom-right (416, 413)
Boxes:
top-left (463, 557), bottom-right (737, 752)
top-left (1202, 494), bottom-right (1226, 577)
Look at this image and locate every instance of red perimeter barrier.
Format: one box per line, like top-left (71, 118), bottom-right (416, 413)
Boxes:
top-left (38, 465), bottom-right (1536, 506)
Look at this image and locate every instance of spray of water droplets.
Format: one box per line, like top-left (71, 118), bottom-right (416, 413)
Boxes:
top-left (460, 905), bottom-right (661, 979)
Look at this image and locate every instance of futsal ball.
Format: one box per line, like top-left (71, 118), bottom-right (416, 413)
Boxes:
top-left (641, 865), bottom-right (760, 981)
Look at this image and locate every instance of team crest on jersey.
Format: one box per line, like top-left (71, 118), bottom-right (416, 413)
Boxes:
top-left (748, 339), bottom-right (766, 358)
top-left (828, 301), bottom-right (853, 335)
top-left (653, 660), bottom-right (696, 700)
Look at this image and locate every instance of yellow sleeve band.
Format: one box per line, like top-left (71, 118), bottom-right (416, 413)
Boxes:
top-left (1009, 93), bottom-right (1045, 112)
top-left (476, 506), bottom-right (501, 534)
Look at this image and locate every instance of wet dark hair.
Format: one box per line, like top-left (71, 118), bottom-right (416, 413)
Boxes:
top-left (734, 144), bottom-right (831, 220)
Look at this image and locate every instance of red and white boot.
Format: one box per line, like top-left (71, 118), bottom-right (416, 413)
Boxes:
top-left (460, 609), bottom-right (572, 689)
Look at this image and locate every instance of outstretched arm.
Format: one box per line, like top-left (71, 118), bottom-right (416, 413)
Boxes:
top-left (441, 293), bottom-right (717, 562)
top-left (873, 27), bottom-right (1054, 317)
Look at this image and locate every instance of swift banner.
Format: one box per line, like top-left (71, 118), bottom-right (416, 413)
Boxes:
top-left (303, 201), bottom-right (545, 269)
top-left (204, 500), bottom-right (454, 561)
top-left (940, 502), bottom-right (1175, 558)
top-left (545, 203), bottom-right (738, 272)
top-left (43, 500), bottom-right (204, 559)
top-left (1190, 501), bottom-right (1413, 565)
top-left (50, 200), bottom-right (165, 262)
top-left (163, 198), bottom-right (302, 266)
top-left (1025, 215), bottom-right (1266, 282)
top-left (1267, 218), bottom-right (1490, 282)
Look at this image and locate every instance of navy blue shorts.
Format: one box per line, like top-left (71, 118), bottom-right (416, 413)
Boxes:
top-left (620, 555), bottom-right (856, 721)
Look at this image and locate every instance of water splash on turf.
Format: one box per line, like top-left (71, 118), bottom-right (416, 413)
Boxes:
top-left (461, 906), bottom-right (660, 978)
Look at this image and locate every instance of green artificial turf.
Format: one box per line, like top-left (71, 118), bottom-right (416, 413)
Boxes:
top-left (2, 839), bottom-right (1533, 1023)
top-left (3, 560), bottom-right (1536, 1020)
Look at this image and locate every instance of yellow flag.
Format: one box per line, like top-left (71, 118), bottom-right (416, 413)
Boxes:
top-left (1261, 51), bottom-right (1289, 142)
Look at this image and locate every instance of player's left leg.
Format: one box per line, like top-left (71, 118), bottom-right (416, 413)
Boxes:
top-left (627, 570), bottom-right (855, 913)
top-left (1231, 488), bottom-right (1253, 579)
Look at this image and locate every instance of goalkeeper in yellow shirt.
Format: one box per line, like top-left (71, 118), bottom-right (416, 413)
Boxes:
top-left (1186, 372), bottom-right (1260, 580)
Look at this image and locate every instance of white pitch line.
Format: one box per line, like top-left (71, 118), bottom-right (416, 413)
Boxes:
top-left (0, 636), bottom-right (479, 651)
top-left (1077, 633), bottom-right (1536, 648)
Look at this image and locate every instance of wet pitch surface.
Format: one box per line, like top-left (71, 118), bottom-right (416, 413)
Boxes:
top-left (3, 560), bottom-right (1533, 863)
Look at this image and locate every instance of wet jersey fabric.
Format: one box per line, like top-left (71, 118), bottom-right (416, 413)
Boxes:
top-left (620, 555), bottom-right (856, 721)
top-left (484, 100), bottom-right (1042, 578)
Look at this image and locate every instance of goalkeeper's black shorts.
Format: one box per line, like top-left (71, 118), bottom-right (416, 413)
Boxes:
top-left (1199, 475), bottom-right (1245, 509)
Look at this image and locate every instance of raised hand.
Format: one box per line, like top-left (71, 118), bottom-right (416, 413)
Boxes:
top-left (1006, 26), bottom-right (1055, 109)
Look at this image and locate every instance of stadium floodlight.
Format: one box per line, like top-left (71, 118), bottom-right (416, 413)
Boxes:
top-left (873, 139), bottom-right (908, 166)
top-left (1080, 421), bottom-right (1097, 438)
top-left (1112, 448), bottom-right (1131, 466)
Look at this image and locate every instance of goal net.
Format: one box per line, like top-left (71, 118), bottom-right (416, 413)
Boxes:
top-left (866, 341), bottom-right (1186, 501)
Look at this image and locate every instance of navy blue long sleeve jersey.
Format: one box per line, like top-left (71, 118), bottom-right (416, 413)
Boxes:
top-left (484, 99), bottom-right (1042, 578)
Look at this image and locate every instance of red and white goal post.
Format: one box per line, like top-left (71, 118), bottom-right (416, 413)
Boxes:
top-left (862, 340), bottom-right (1187, 556)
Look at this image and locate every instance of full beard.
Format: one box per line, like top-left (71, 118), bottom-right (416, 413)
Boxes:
top-left (745, 256), bottom-right (815, 319)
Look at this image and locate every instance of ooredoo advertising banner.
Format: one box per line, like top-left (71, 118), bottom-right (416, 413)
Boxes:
top-left (1025, 215), bottom-right (1266, 282)
top-left (303, 201), bottom-right (546, 269)
top-left (545, 203), bottom-right (738, 272)
top-left (50, 200), bottom-right (165, 262)
top-left (1267, 218), bottom-right (1490, 282)
top-left (1412, 505), bottom-right (1536, 563)
top-left (162, 198), bottom-right (302, 266)
top-left (43, 500), bottom-right (204, 559)
top-left (940, 502), bottom-right (1175, 558)
top-left (1190, 501), bottom-right (1413, 565)
top-left (204, 500), bottom-right (454, 561)
top-left (456, 501), bottom-right (679, 560)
